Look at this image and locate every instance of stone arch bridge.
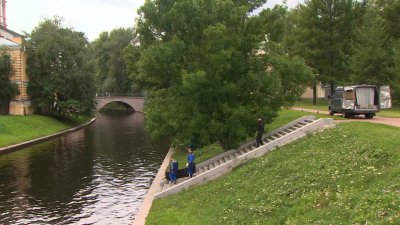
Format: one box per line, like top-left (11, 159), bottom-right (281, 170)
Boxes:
top-left (96, 96), bottom-right (144, 112)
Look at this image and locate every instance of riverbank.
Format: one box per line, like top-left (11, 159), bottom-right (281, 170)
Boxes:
top-left (146, 122), bottom-right (400, 224)
top-left (0, 114), bottom-right (92, 149)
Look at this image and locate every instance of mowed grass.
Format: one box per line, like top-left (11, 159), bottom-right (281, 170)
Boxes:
top-left (294, 99), bottom-right (400, 118)
top-left (147, 122), bottom-right (400, 224)
top-left (0, 114), bottom-right (89, 148)
top-left (378, 105), bottom-right (400, 118)
top-left (169, 109), bottom-right (347, 170)
top-left (294, 99), bottom-right (330, 111)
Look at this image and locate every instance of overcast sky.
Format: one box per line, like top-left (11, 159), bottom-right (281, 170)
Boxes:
top-left (7, 0), bottom-right (303, 41)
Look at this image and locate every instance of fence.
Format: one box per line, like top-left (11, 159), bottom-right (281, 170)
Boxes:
top-left (96, 92), bottom-right (144, 97)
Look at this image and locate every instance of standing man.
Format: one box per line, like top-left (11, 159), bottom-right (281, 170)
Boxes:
top-left (187, 148), bottom-right (195, 178)
top-left (169, 157), bottom-right (178, 184)
top-left (256, 116), bottom-right (264, 147)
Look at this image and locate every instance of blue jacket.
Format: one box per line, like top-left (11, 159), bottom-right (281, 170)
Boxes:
top-left (170, 160), bottom-right (178, 172)
top-left (188, 153), bottom-right (195, 163)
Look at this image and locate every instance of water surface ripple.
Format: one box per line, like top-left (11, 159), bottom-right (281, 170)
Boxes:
top-left (0, 111), bottom-right (170, 224)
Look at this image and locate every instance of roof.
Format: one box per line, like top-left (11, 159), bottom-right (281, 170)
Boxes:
top-left (0, 37), bottom-right (21, 48)
top-left (0, 25), bottom-right (21, 37)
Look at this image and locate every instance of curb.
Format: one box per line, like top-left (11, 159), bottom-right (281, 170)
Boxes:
top-left (0, 117), bottom-right (97, 155)
top-left (132, 148), bottom-right (175, 225)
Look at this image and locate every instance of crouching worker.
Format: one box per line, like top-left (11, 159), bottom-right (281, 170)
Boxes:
top-left (169, 157), bottom-right (178, 184)
top-left (187, 148), bottom-right (196, 178)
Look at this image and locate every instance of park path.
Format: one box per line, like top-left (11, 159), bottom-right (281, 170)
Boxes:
top-left (291, 107), bottom-right (400, 128)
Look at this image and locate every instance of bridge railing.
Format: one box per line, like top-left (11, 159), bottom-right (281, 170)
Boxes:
top-left (96, 92), bottom-right (144, 97)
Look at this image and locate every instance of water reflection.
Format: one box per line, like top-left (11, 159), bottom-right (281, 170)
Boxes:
top-left (0, 111), bottom-right (170, 224)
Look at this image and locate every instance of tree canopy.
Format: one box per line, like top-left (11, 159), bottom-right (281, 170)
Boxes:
top-left (125, 0), bottom-right (314, 150)
top-left (91, 28), bottom-right (135, 94)
top-left (24, 17), bottom-right (96, 118)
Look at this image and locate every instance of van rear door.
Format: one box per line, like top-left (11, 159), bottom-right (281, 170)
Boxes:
top-left (380, 85), bottom-right (392, 109)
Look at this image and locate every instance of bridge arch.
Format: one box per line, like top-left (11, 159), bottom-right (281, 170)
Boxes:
top-left (96, 97), bottom-right (144, 112)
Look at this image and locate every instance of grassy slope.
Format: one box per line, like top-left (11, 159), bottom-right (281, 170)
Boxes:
top-left (295, 99), bottom-right (400, 118)
top-left (294, 99), bottom-right (331, 111)
top-left (147, 122), bottom-right (400, 224)
top-left (0, 115), bottom-right (88, 148)
top-left (170, 109), bottom-right (347, 170)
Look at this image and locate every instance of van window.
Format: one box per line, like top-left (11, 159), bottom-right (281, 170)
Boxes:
top-left (343, 91), bottom-right (355, 100)
top-left (335, 91), bottom-right (343, 98)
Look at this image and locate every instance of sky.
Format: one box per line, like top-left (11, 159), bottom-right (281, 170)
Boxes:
top-left (7, 0), bottom-right (304, 42)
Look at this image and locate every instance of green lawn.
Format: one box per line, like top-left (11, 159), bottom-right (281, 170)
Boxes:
top-left (378, 105), bottom-right (400, 118)
top-left (294, 99), bottom-right (330, 111)
top-left (294, 99), bottom-right (400, 118)
top-left (169, 109), bottom-right (346, 171)
top-left (0, 114), bottom-right (89, 148)
top-left (147, 122), bottom-right (400, 224)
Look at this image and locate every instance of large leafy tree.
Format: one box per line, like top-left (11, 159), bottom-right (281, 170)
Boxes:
top-left (376, 0), bottom-right (400, 39)
top-left (285, 0), bottom-right (362, 103)
top-left (0, 53), bottom-right (19, 114)
top-left (92, 28), bottom-right (135, 94)
top-left (25, 17), bottom-right (96, 118)
top-left (347, 5), bottom-right (400, 101)
top-left (125, 0), bottom-right (313, 150)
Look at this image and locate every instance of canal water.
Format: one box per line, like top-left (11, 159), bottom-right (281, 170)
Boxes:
top-left (0, 111), bottom-right (170, 224)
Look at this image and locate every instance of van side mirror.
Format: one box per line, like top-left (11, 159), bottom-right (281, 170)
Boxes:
top-left (328, 95), bottom-right (331, 99)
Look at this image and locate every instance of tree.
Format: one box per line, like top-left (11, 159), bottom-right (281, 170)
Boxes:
top-left (284, 0), bottom-right (362, 103)
top-left (92, 28), bottom-right (135, 94)
top-left (376, 0), bottom-right (400, 39)
top-left (392, 40), bottom-right (400, 103)
top-left (126, 0), bottom-right (313, 150)
top-left (0, 53), bottom-right (19, 114)
top-left (24, 17), bottom-right (96, 118)
top-left (347, 5), bottom-right (400, 101)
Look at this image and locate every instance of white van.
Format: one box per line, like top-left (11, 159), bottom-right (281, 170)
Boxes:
top-left (329, 85), bottom-right (392, 118)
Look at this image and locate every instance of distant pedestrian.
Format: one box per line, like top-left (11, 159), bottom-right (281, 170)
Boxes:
top-left (187, 148), bottom-right (195, 178)
top-left (169, 157), bottom-right (178, 184)
top-left (256, 116), bottom-right (264, 147)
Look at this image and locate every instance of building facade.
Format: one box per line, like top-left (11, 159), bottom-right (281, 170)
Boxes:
top-left (301, 82), bottom-right (326, 100)
top-left (1, 28), bottom-right (33, 115)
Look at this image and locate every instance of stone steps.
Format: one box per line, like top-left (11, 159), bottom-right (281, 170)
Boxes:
top-left (156, 116), bottom-right (333, 198)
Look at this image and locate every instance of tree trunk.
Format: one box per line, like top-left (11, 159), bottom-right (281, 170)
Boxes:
top-left (313, 84), bottom-right (317, 105)
top-left (217, 137), bottom-right (230, 151)
top-left (330, 81), bottom-right (334, 97)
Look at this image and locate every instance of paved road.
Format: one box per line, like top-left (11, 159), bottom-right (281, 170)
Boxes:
top-left (292, 107), bottom-right (400, 128)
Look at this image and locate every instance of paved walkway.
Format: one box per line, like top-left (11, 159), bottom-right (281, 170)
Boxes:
top-left (133, 148), bottom-right (175, 225)
top-left (292, 107), bottom-right (400, 128)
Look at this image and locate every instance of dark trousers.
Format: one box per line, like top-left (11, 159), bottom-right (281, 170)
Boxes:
top-left (169, 171), bottom-right (176, 182)
top-left (256, 132), bottom-right (264, 147)
top-left (187, 162), bottom-right (195, 177)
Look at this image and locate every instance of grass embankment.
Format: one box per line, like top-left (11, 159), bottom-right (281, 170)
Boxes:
top-left (295, 99), bottom-right (400, 118)
top-left (169, 109), bottom-right (346, 171)
top-left (0, 115), bottom-right (89, 148)
top-left (148, 122), bottom-right (400, 224)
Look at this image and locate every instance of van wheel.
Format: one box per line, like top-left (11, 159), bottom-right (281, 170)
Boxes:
top-left (365, 114), bottom-right (374, 119)
top-left (342, 111), bottom-right (353, 118)
top-left (329, 108), bottom-right (334, 116)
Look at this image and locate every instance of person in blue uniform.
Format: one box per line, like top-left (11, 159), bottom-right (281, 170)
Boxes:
top-left (187, 148), bottom-right (195, 178)
top-left (169, 157), bottom-right (178, 184)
